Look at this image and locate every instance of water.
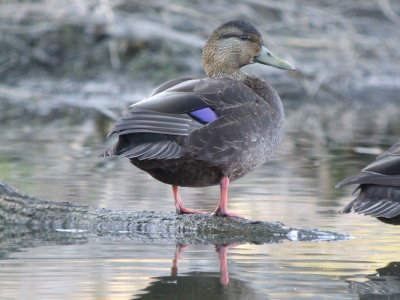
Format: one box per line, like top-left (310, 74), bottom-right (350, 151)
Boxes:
top-left (1, 115), bottom-right (400, 299)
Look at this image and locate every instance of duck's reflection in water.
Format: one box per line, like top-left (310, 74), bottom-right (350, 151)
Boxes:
top-left (346, 262), bottom-right (400, 299)
top-left (172, 244), bottom-right (237, 286)
top-left (134, 244), bottom-right (266, 300)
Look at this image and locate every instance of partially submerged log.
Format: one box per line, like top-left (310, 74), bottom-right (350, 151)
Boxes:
top-left (0, 179), bottom-right (350, 245)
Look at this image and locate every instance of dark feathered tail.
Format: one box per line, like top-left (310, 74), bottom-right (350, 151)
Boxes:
top-left (339, 184), bottom-right (400, 224)
top-left (99, 134), bottom-right (184, 160)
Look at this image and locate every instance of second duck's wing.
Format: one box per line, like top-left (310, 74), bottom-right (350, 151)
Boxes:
top-left (340, 184), bottom-right (400, 222)
top-left (337, 140), bottom-right (400, 223)
top-left (336, 140), bottom-right (400, 188)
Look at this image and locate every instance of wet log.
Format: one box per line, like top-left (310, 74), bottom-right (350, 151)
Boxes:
top-left (0, 179), bottom-right (350, 244)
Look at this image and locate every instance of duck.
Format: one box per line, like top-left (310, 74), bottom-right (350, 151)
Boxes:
top-left (336, 140), bottom-right (400, 224)
top-left (101, 20), bottom-right (295, 218)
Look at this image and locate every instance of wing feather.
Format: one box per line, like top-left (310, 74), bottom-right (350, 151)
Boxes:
top-left (362, 155), bottom-right (400, 176)
top-left (121, 143), bottom-right (154, 158)
top-left (109, 108), bottom-right (194, 137)
top-left (156, 142), bottom-right (182, 159)
top-left (115, 138), bottom-right (183, 160)
top-left (139, 142), bottom-right (171, 160)
top-left (339, 184), bottom-right (400, 219)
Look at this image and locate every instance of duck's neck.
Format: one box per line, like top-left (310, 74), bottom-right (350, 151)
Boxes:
top-left (202, 45), bottom-right (247, 81)
top-left (204, 66), bottom-right (247, 81)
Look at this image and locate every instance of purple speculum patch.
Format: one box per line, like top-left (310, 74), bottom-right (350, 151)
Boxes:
top-left (188, 107), bottom-right (218, 123)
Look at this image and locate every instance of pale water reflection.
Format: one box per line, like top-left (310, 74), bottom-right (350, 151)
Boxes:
top-left (1, 117), bottom-right (400, 299)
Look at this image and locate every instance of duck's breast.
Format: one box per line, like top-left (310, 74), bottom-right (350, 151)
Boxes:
top-left (186, 79), bottom-right (284, 179)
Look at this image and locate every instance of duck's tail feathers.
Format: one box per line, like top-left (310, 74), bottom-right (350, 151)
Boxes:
top-left (339, 184), bottom-right (400, 219)
top-left (99, 134), bottom-right (184, 160)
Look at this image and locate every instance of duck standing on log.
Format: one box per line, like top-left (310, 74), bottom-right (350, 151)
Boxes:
top-left (337, 140), bottom-right (400, 224)
top-left (101, 20), bottom-right (295, 218)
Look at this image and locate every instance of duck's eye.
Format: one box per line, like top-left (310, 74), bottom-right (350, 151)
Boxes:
top-left (239, 35), bottom-right (250, 41)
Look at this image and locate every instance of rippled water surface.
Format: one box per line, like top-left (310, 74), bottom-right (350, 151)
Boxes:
top-left (1, 116), bottom-right (400, 300)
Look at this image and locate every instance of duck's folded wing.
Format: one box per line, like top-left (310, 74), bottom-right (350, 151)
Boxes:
top-left (102, 107), bottom-right (200, 159)
top-left (362, 155), bottom-right (400, 176)
top-left (133, 77), bottom-right (257, 114)
top-left (101, 133), bottom-right (185, 160)
top-left (109, 108), bottom-right (198, 137)
top-left (376, 139), bottom-right (400, 159)
top-left (336, 172), bottom-right (400, 188)
top-left (109, 77), bottom-right (257, 138)
top-left (103, 78), bottom-right (255, 160)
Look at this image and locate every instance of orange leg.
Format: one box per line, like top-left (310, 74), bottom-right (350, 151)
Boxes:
top-left (173, 185), bottom-right (206, 215)
top-left (213, 177), bottom-right (245, 218)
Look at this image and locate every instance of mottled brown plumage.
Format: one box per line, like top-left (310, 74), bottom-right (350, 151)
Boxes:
top-left (101, 20), bottom-right (295, 217)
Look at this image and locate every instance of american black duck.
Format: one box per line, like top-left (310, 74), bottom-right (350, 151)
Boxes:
top-left (337, 140), bottom-right (400, 224)
top-left (101, 20), bottom-right (295, 218)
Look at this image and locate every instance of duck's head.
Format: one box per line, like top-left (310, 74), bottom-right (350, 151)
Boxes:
top-left (202, 20), bottom-right (295, 78)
